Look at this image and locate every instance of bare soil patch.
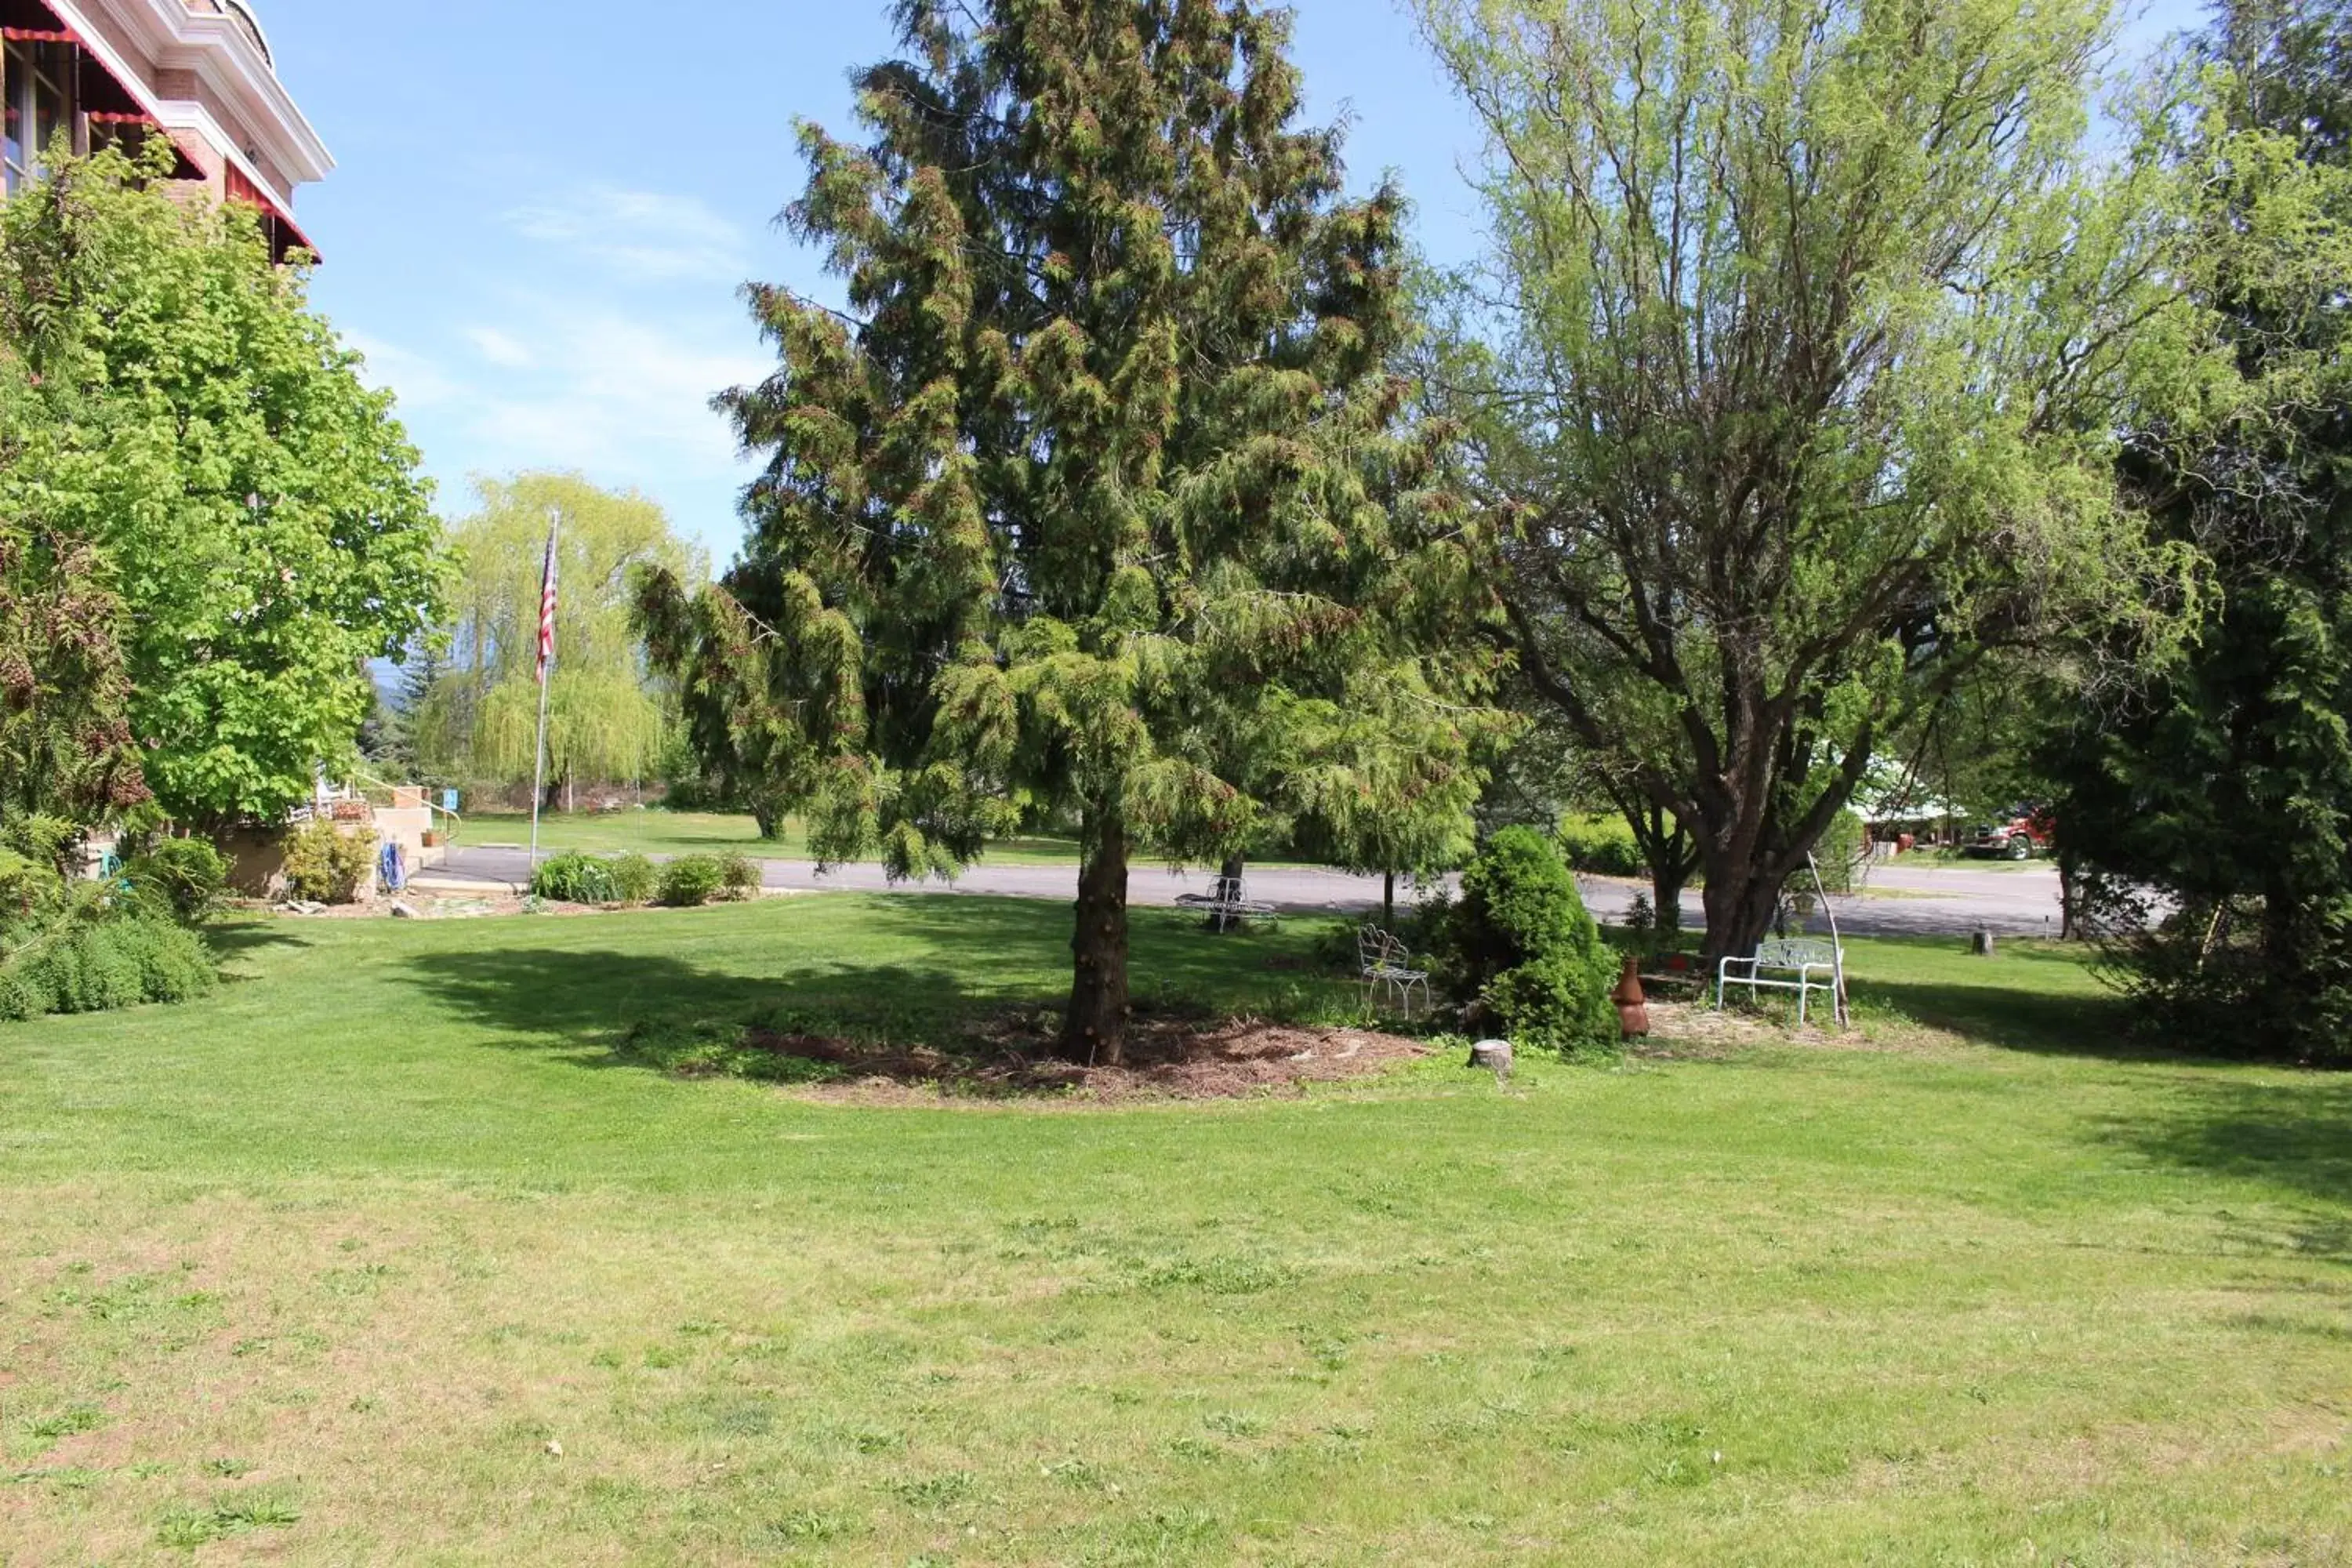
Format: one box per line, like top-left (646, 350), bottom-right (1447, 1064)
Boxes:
top-left (754, 1014), bottom-right (1432, 1105)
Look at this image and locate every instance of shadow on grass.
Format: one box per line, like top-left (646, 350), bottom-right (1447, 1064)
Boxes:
top-left (389, 895), bottom-right (1348, 1077)
top-left (1839, 940), bottom-right (2156, 1060)
top-left (205, 921), bottom-right (308, 959)
top-left (1853, 976), bottom-right (2133, 1057)
top-left (401, 945), bottom-right (979, 1071)
top-left (2101, 1073), bottom-right (2352, 1214)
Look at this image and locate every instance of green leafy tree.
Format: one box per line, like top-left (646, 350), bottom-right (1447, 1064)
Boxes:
top-left (639, 0), bottom-right (1494, 1061)
top-left (0, 143), bottom-right (448, 826)
top-left (1419, 0), bottom-right (2195, 960)
top-left (2045, 0), bottom-right (2352, 1058)
top-left (0, 358), bottom-right (143, 822)
top-left (443, 473), bottom-right (702, 804)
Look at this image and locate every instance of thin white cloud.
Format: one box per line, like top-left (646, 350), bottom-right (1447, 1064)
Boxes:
top-left (354, 299), bottom-right (771, 545)
top-left (465, 311), bottom-right (770, 478)
top-left (465, 325), bottom-right (536, 368)
top-left (504, 185), bottom-right (752, 283)
top-left (342, 328), bottom-right (461, 410)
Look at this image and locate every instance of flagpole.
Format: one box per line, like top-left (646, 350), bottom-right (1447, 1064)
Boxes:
top-left (528, 512), bottom-right (557, 872)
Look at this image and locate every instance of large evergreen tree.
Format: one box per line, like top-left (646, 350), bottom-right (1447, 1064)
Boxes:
top-left (638, 0), bottom-right (1491, 1061)
top-left (2045, 0), bottom-right (2352, 1058)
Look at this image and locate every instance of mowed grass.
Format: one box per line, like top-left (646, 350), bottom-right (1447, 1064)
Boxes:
top-left (456, 809), bottom-right (1095, 867)
top-left (456, 808), bottom-right (1315, 870)
top-left (2, 899), bottom-right (2348, 1564)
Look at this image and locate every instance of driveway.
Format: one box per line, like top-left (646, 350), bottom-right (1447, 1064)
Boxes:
top-left (432, 845), bottom-right (2065, 938)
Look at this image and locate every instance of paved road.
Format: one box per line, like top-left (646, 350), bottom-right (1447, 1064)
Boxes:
top-left (434, 844), bottom-right (2065, 938)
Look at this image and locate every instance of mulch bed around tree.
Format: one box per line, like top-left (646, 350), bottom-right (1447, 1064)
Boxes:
top-left (749, 1014), bottom-right (1434, 1105)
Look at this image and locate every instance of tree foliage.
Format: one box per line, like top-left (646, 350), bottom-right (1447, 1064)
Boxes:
top-left (2045, 0), bottom-right (2352, 1059)
top-left (0, 143), bottom-right (447, 826)
top-left (639, 0), bottom-right (1497, 1059)
top-left (1421, 0), bottom-right (2194, 959)
top-left (0, 371), bottom-right (144, 822)
top-left (1435, 826), bottom-right (1617, 1051)
top-left (441, 472), bottom-right (701, 797)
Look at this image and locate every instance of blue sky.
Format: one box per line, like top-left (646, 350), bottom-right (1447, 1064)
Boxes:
top-left (258, 0), bottom-right (2204, 564)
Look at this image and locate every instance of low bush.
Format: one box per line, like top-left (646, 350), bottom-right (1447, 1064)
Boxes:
top-left (532, 851), bottom-right (664, 906)
top-left (1436, 827), bottom-right (1617, 1053)
top-left (121, 838), bottom-right (228, 923)
top-left (281, 822), bottom-right (372, 905)
top-left (0, 913), bottom-right (213, 1022)
top-left (532, 851), bottom-right (619, 905)
top-left (608, 853), bottom-right (659, 905)
top-left (658, 855), bottom-right (727, 908)
top-left (717, 852), bottom-right (761, 901)
top-left (1556, 814), bottom-right (1645, 878)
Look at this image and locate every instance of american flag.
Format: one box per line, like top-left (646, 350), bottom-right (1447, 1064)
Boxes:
top-left (535, 528), bottom-right (559, 684)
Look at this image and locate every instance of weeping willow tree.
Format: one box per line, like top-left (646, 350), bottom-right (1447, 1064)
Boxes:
top-left (638, 0), bottom-right (1498, 1062)
top-left (442, 473), bottom-right (703, 804)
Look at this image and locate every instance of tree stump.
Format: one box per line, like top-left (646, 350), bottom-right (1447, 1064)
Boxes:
top-left (1468, 1040), bottom-right (1514, 1083)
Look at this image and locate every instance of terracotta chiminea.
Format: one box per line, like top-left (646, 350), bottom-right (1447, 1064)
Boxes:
top-left (1613, 954), bottom-right (1651, 1040)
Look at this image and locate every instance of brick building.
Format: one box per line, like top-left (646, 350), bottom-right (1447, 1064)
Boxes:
top-left (2, 0), bottom-right (326, 257)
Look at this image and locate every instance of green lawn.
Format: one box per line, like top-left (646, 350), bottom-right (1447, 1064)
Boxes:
top-left (2, 900), bottom-right (2347, 1563)
top-left (456, 808), bottom-right (1310, 869)
top-left (456, 809), bottom-right (1097, 867)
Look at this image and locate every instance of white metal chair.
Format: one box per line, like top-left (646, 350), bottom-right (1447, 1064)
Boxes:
top-left (1176, 871), bottom-right (1275, 933)
top-left (1715, 938), bottom-right (1845, 1025)
top-left (1359, 925), bottom-right (1431, 1017)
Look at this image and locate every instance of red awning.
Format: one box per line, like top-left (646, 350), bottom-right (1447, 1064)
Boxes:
top-left (226, 180), bottom-right (321, 263)
top-left (0, 26), bottom-right (75, 42)
top-left (262, 197), bottom-right (319, 262)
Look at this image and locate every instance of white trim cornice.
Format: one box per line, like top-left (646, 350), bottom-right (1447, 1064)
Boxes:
top-left (46, 0), bottom-right (332, 193)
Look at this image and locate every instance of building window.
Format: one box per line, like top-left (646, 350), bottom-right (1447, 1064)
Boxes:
top-left (3, 42), bottom-right (76, 198)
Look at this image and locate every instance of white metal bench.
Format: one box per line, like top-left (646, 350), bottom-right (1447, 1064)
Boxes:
top-left (1716, 938), bottom-right (1845, 1025)
top-left (1359, 925), bottom-right (1432, 1017)
top-left (1175, 872), bottom-right (1276, 933)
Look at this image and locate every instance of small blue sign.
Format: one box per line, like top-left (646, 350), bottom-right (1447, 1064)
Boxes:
top-left (441, 789), bottom-right (459, 814)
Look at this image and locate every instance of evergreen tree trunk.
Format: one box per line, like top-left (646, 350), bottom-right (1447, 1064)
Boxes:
top-left (2058, 850), bottom-right (2083, 941)
top-left (1383, 869), bottom-right (1396, 927)
top-left (1065, 808), bottom-right (1132, 1065)
top-left (1203, 852), bottom-right (1247, 932)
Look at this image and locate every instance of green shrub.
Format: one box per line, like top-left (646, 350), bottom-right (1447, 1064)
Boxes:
top-left (658, 855), bottom-right (727, 908)
top-left (1556, 813), bottom-right (1645, 877)
top-left (281, 822), bottom-right (372, 904)
top-left (1, 814), bottom-right (83, 875)
top-left (531, 851), bottom-right (662, 906)
top-left (1800, 810), bottom-right (1869, 897)
top-left (717, 852), bottom-right (761, 900)
top-left (0, 915), bottom-right (214, 1022)
top-left (0, 846), bottom-right (58, 916)
top-left (122, 838), bottom-right (228, 923)
top-left (532, 851), bottom-right (619, 905)
top-left (608, 852), bottom-right (659, 905)
top-left (1437, 827), bottom-right (1617, 1053)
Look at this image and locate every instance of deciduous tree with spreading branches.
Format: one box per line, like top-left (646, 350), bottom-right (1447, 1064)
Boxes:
top-left (1421, 0), bottom-right (2194, 960)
